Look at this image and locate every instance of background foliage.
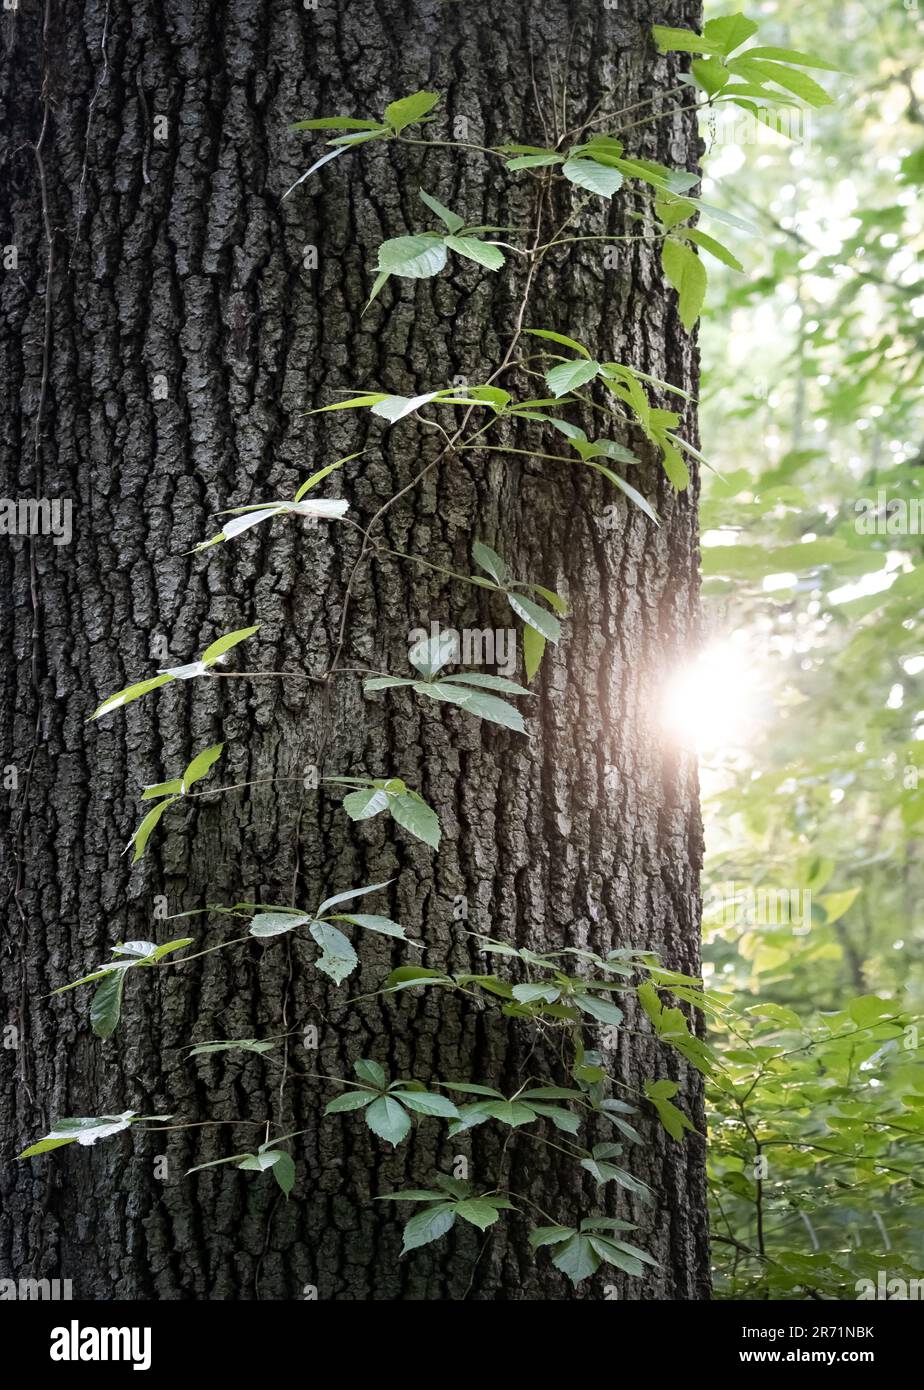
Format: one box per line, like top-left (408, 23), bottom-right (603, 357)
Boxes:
top-left (700, 0), bottom-right (924, 1299)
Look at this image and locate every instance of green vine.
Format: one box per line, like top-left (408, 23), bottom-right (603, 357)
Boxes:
top-left (18, 16), bottom-right (839, 1289)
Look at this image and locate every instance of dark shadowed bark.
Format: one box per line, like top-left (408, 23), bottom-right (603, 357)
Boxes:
top-left (1, 0), bottom-right (708, 1300)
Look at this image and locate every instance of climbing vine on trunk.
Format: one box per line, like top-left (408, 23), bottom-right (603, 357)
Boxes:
top-left (12, 10), bottom-right (836, 1294)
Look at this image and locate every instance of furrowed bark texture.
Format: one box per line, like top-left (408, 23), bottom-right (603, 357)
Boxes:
top-left (0, 0), bottom-right (708, 1300)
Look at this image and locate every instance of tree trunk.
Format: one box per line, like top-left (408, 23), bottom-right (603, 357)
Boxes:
top-left (1, 0), bottom-right (708, 1300)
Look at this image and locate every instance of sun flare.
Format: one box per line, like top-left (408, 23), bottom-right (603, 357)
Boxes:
top-left (660, 639), bottom-right (761, 754)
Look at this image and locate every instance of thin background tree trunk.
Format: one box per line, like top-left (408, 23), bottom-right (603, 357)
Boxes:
top-left (1, 0), bottom-right (708, 1299)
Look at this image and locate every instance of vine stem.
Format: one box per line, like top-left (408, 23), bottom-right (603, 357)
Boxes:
top-left (158, 936), bottom-right (251, 967)
top-left (533, 232), bottom-right (662, 254)
top-left (183, 776), bottom-right (310, 799)
top-left (139, 1119), bottom-right (266, 1134)
top-left (207, 670), bottom-right (325, 682)
top-left (507, 1190), bottom-right (562, 1227)
top-left (560, 83), bottom-right (689, 142)
top-left (615, 99), bottom-right (707, 136)
top-left (397, 134), bottom-right (505, 161)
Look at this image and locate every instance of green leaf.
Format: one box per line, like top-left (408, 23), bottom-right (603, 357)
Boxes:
top-left (511, 984), bottom-right (561, 1006)
top-left (408, 631), bottom-right (457, 679)
top-left (506, 591), bottom-right (561, 643)
top-left (441, 673), bottom-right (530, 696)
top-left (309, 922), bottom-right (359, 984)
top-left (586, 1235), bottom-right (645, 1276)
top-left (201, 625), bottom-right (260, 666)
top-left (585, 438), bottom-right (640, 466)
top-left (371, 392), bottom-right (440, 423)
top-left (651, 24), bottom-right (718, 56)
top-left (482, 1100), bottom-right (536, 1127)
top-left (316, 878), bottom-right (393, 918)
top-left (454, 1199), bottom-right (502, 1231)
top-left (387, 792), bottom-right (441, 848)
top-left (588, 464), bottom-right (660, 525)
top-left (249, 911), bottom-right (313, 939)
top-left (644, 1079), bottom-right (693, 1140)
top-left (354, 1058), bottom-right (388, 1090)
top-left (730, 56), bottom-right (833, 106)
top-left (140, 778), bottom-right (183, 800)
top-left (92, 673), bottom-right (172, 720)
top-left (746, 45), bottom-right (841, 70)
top-left (507, 152), bottom-right (563, 170)
top-left (819, 887), bottom-right (861, 925)
top-left (662, 239), bottom-right (707, 331)
top-left (313, 393), bottom-right (390, 414)
top-left (595, 1235), bottom-right (658, 1268)
top-left (129, 796), bottom-right (177, 863)
top-left (187, 1038), bottom-right (275, 1057)
top-left (270, 1151), bottom-right (296, 1197)
top-left (444, 235), bottom-right (505, 270)
top-left (471, 539), bottom-right (510, 585)
top-left (292, 451), bottom-right (359, 501)
top-left (703, 13), bottom-right (759, 55)
top-left (90, 970), bottom-right (126, 1039)
top-left (528, 1103), bottom-right (581, 1135)
top-left (847, 995), bottom-right (895, 1028)
top-left (364, 270), bottom-right (391, 309)
top-left (282, 139), bottom-right (378, 200)
top-left (17, 1111), bottom-right (159, 1159)
top-left (292, 116), bottom-right (384, 131)
top-left (524, 329), bottom-right (590, 358)
top-left (390, 1091), bottom-right (459, 1118)
top-left (552, 1233), bottom-right (601, 1285)
top-left (366, 1095), bottom-right (412, 1147)
top-left (383, 90), bottom-right (440, 133)
top-left (453, 689), bottom-right (526, 733)
top-left (401, 1203), bottom-right (457, 1253)
top-left (377, 235), bottom-right (448, 279)
top-left (238, 1152), bottom-right (283, 1173)
top-left (18, 1136), bottom-right (79, 1158)
top-left (331, 913), bottom-right (407, 940)
top-left (660, 439), bottom-right (691, 491)
top-left (523, 624), bottom-right (546, 683)
top-left (324, 1090), bottom-right (376, 1114)
top-left (562, 157), bottom-right (624, 199)
top-left (182, 742), bottom-right (224, 791)
top-left (680, 227), bottom-right (744, 272)
top-left (529, 1224), bottom-right (575, 1248)
top-left (690, 57), bottom-right (731, 96)
top-left (464, 386), bottom-right (512, 413)
top-left (577, 993), bottom-right (625, 1026)
top-left (545, 359), bottom-right (601, 397)
top-left (418, 188), bottom-right (464, 233)
top-left (363, 676), bottom-right (416, 693)
top-left (580, 1156), bottom-right (653, 1197)
top-left (343, 787), bottom-right (391, 821)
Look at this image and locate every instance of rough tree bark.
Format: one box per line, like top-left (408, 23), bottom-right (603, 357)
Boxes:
top-left (0, 0), bottom-right (708, 1300)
